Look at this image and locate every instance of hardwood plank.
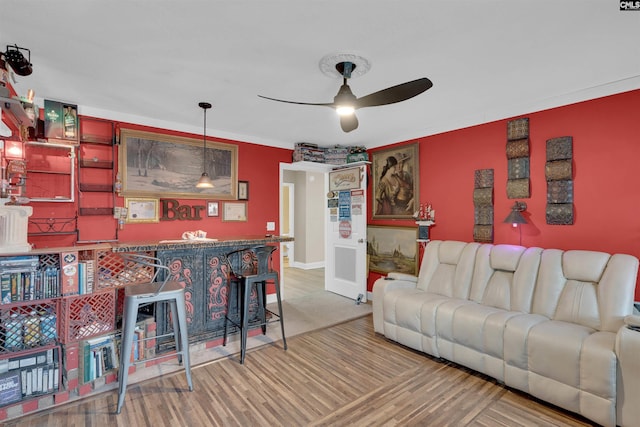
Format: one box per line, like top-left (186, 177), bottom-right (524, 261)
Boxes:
top-left (5, 315), bottom-right (597, 427)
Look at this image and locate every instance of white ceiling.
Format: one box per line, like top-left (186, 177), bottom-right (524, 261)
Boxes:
top-left (2, 1), bottom-right (639, 150)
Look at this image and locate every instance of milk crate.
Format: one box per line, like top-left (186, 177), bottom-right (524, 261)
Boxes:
top-left (0, 300), bottom-right (58, 354)
top-left (59, 289), bottom-right (116, 343)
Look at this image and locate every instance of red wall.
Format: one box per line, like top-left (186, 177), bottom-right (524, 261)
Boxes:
top-left (368, 89), bottom-right (640, 300)
top-left (28, 120), bottom-right (292, 247)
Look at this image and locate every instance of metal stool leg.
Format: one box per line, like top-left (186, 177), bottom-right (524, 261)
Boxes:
top-left (240, 279), bottom-right (251, 364)
top-left (117, 297), bottom-right (139, 414)
top-left (174, 292), bottom-right (193, 391)
top-left (168, 300), bottom-right (182, 364)
top-left (274, 276), bottom-right (287, 350)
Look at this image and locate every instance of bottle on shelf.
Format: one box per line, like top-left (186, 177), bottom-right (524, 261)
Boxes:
top-left (63, 105), bottom-right (76, 139)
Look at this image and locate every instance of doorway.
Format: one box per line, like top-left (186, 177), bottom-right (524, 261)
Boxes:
top-left (279, 161), bottom-right (332, 301)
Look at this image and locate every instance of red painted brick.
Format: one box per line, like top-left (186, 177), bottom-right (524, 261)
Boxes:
top-left (78, 383), bottom-right (93, 396)
top-left (55, 390), bottom-right (70, 404)
top-left (22, 398), bottom-right (39, 413)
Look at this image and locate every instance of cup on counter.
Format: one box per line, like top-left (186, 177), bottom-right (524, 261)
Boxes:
top-left (182, 230), bottom-right (207, 240)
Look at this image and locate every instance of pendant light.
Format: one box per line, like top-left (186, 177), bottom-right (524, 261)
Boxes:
top-left (196, 102), bottom-right (214, 189)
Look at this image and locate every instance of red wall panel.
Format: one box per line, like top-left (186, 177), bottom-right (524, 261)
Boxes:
top-left (368, 89), bottom-right (640, 300)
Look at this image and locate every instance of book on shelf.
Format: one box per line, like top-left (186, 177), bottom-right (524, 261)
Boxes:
top-left (79, 334), bottom-right (118, 384)
top-left (6, 347), bottom-right (60, 400)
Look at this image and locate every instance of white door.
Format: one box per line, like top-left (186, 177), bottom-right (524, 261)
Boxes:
top-left (325, 164), bottom-right (368, 302)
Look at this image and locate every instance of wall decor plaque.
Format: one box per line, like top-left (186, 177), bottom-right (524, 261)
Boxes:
top-left (473, 168), bottom-right (494, 243)
top-left (545, 160), bottom-right (572, 181)
top-left (546, 203), bottom-right (574, 225)
top-left (474, 205), bottom-right (494, 225)
top-left (507, 118), bottom-right (529, 141)
top-left (506, 178), bottom-right (530, 199)
top-left (508, 157), bottom-right (530, 180)
top-left (506, 138), bottom-right (530, 159)
top-left (473, 225), bottom-right (493, 243)
top-left (546, 136), bottom-right (574, 225)
top-left (546, 136), bottom-right (573, 161)
top-left (473, 187), bottom-right (493, 205)
top-left (474, 168), bottom-right (494, 189)
top-left (547, 180), bottom-right (574, 204)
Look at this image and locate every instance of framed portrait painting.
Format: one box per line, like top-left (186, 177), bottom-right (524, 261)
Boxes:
top-left (371, 143), bottom-right (419, 219)
top-left (119, 128), bottom-right (238, 200)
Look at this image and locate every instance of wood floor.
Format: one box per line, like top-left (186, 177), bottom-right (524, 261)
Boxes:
top-left (6, 315), bottom-right (597, 427)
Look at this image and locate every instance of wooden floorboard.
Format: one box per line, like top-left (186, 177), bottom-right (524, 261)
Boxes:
top-left (6, 314), bottom-right (600, 427)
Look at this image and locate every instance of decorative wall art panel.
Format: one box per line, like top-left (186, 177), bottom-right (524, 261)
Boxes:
top-left (547, 180), bottom-right (574, 204)
top-left (506, 178), bottom-right (530, 199)
top-left (474, 205), bottom-right (494, 225)
top-left (545, 159), bottom-right (572, 181)
top-left (474, 168), bottom-right (494, 189)
top-left (506, 118), bottom-right (530, 199)
top-left (473, 168), bottom-right (494, 243)
top-left (546, 136), bottom-right (574, 225)
top-left (506, 138), bottom-right (530, 159)
top-left (507, 118), bottom-right (529, 141)
top-left (546, 136), bottom-right (573, 161)
top-left (546, 203), bottom-right (574, 225)
top-left (508, 157), bottom-right (530, 180)
top-left (473, 187), bottom-right (493, 206)
top-left (473, 225), bottom-right (493, 243)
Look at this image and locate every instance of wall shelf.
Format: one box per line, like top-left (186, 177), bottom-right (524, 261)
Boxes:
top-left (1, 95), bottom-right (35, 128)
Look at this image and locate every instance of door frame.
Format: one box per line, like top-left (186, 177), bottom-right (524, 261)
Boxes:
top-left (278, 161), bottom-right (333, 302)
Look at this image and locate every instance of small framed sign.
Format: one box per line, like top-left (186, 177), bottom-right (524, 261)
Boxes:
top-left (207, 201), bottom-right (219, 217)
top-left (223, 201), bottom-right (248, 222)
top-left (125, 198), bottom-right (159, 223)
top-left (238, 181), bottom-right (249, 200)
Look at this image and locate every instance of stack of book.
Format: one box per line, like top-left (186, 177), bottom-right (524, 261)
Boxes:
top-left (1, 256), bottom-right (60, 303)
top-left (78, 334), bottom-right (119, 384)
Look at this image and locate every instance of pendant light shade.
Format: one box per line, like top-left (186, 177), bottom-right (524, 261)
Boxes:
top-left (196, 102), bottom-right (214, 189)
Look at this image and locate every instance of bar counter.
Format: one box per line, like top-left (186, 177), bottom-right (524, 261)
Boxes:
top-left (111, 235), bottom-right (294, 344)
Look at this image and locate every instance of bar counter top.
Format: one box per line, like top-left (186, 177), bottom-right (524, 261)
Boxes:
top-left (109, 235), bottom-right (294, 252)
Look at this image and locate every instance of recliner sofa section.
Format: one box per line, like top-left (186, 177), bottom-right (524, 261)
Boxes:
top-left (372, 240), bottom-right (640, 427)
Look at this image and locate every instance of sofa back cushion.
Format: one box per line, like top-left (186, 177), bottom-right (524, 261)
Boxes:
top-left (416, 240), bottom-right (480, 299)
top-left (470, 245), bottom-right (542, 312)
top-left (532, 250), bottom-right (638, 332)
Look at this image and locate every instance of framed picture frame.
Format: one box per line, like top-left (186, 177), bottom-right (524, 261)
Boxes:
top-left (328, 166), bottom-right (361, 191)
top-left (367, 225), bottom-right (418, 275)
top-left (207, 201), bottom-right (219, 217)
top-left (222, 201), bottom-right (248, 222)
top-left (125, 198), bottom-right (159, 223)
top-left (238, 181), bottom-right (249, 200)
top-left (119, 128), bottom-right (238, 200)
top-left (371, 143), bottom-right (419, 219)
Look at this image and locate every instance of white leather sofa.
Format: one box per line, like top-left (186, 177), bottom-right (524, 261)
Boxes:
top-left (373, 240), bottom-right (640, 427)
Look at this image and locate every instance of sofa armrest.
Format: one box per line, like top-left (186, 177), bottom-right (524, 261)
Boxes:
top-left (372, 274), bottom-right (418, 333)
top-left (615, 318), bottom-right (640, 426)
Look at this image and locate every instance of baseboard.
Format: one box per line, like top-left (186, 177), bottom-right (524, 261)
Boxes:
top-left (289, 261), bottom-right (325, 270)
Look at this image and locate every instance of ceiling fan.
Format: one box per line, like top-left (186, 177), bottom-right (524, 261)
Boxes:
top-left (258, 61), bottom-right (433, 133)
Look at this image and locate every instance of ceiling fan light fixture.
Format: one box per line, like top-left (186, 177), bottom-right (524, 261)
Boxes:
top-left (336, 105), bottom-right (355, 116)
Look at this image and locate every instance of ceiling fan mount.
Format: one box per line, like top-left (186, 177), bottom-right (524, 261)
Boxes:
top-left (259, 57), bottom-right (433, 133)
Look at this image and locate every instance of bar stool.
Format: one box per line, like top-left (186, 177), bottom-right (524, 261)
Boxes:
top-left (223, 245), bottom-right (287, 364)
top-left (116, 254), bottom-right (193, 414)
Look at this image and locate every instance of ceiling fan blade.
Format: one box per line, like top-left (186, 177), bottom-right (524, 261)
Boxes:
top-left (355, 77), bottom-right (433, 108)
top-left (258, 95), bottom-right (333, 107)
top-left (340, 114), bottom-right (358, 133)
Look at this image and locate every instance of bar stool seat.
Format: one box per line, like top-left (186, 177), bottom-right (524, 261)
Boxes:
top-left (116, 254), bottom-right (193, 414)
top-left (223, 245), bottom-right (287, 364)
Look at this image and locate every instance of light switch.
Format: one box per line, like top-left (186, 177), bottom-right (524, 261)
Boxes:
top-left (266, 221), bottom-right (276, 231)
